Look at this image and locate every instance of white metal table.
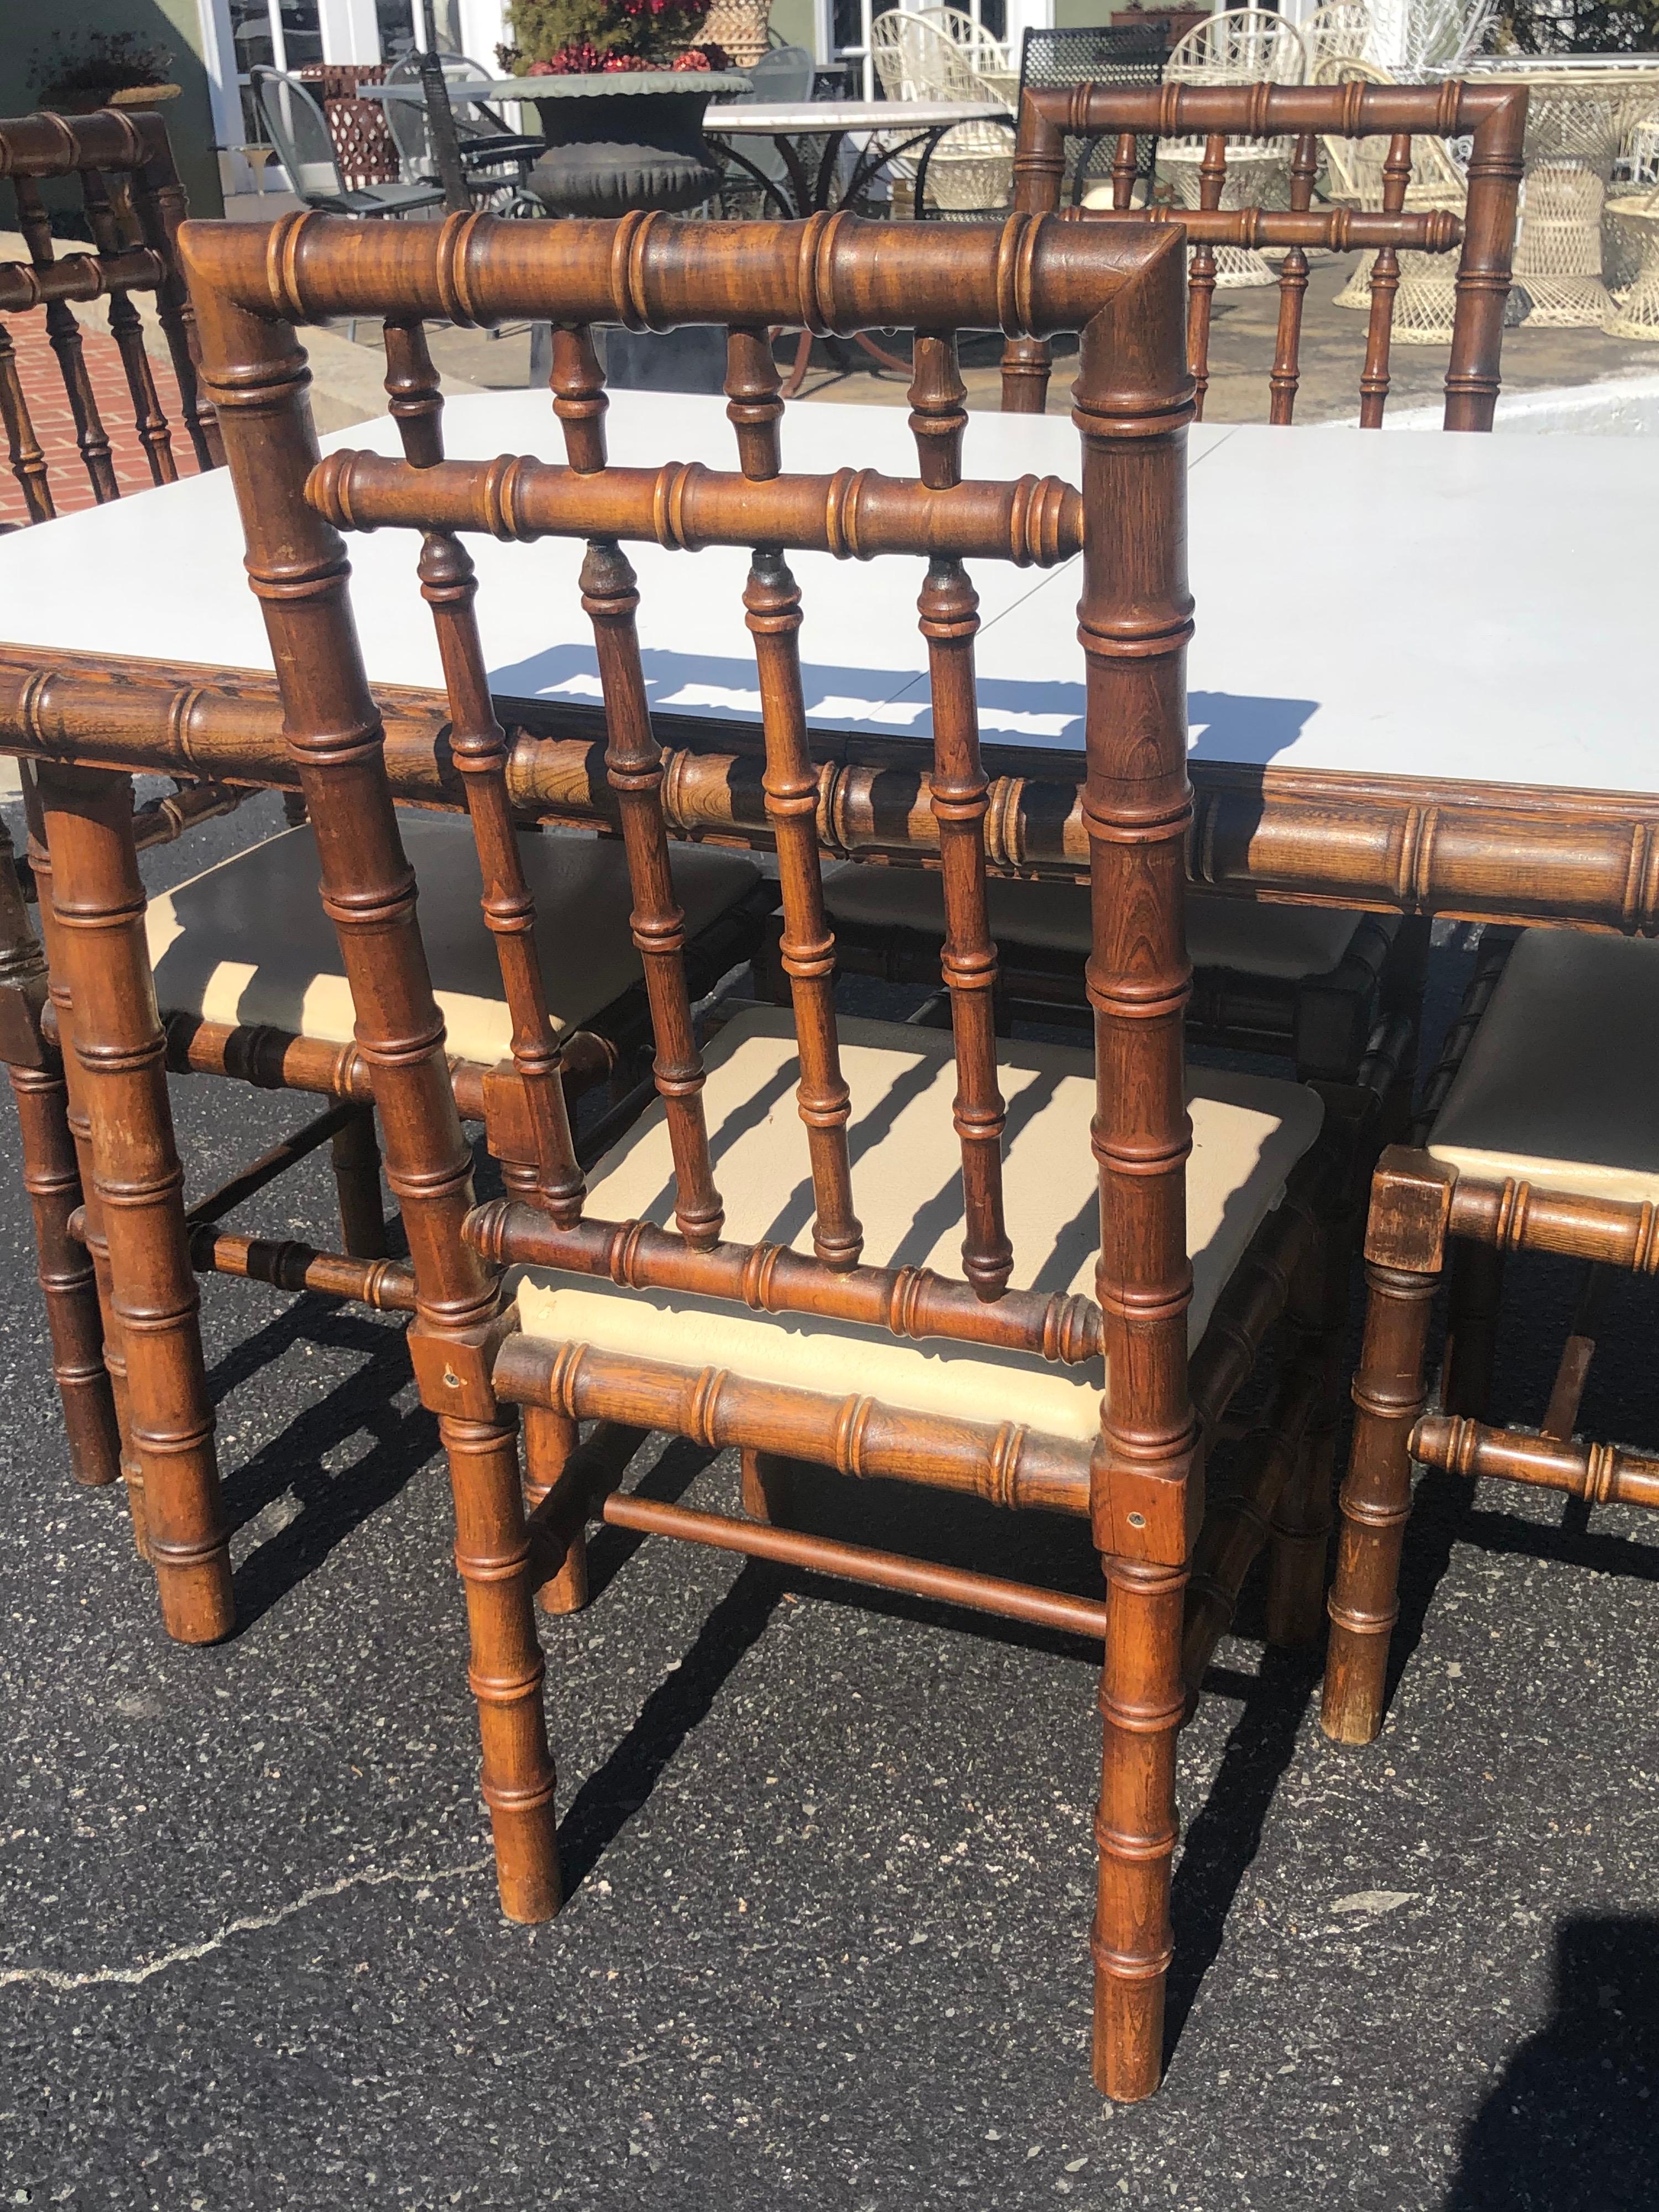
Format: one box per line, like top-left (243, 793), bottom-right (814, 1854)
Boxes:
top-left (3, 388), bottom-right (1657, 928)
top-left (701, 97), bottom-right (1011, 219)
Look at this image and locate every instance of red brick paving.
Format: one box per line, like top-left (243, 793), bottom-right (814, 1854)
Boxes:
top-left (0, 309), bottom-right (208, 528)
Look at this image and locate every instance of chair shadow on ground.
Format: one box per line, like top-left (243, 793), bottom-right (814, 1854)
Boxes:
top-left (200, 1286), bottom-right (437, 1636)
top-left (1445, 1917), bottom-right (1659, 2212)
top-left (551, 1437), bottom-right (1317, 2084)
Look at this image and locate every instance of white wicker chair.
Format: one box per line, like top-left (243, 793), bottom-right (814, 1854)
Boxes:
top-left (914, 5), bottom-right (1011, 77)
top-left (869, 11), bottom-right (1014, 214)
top-left (1367, 0), bottom-right (1496, 76)
top-left (1159, 9), bottom-right (1307, 288)
top-left (1315, 54), bottom-right (1481, 341)
top-left (1301, 1), bottom-right (1371, 79)
top-left (1604, 173), bottom-right (1659, 341)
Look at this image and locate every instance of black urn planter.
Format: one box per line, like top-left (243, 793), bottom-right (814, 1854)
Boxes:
top-left (523, 72), bottom-right (751, 218)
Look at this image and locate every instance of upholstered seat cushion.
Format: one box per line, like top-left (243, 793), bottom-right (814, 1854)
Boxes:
top-left (818, 867), bottom-right (1366, 983)
top-left (145, 817), bottom-right (761, 1065)
top-left (1428, 928), bottom-right (1659, 1207)
top-left (514, 1005), bottom-right (1324, 1444)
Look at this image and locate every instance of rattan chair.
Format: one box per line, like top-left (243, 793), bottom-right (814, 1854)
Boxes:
top-left (1322, 928), bottom-right (1659, 1746)
top-left (1301, 1), bottom-right (1372, 78)
top-left (0, 108), bottom-right (220, 526)
top-left (148, 206), bottom-right (1365, 2103)
top-left (1604, 171), bottom-right (1659, 340)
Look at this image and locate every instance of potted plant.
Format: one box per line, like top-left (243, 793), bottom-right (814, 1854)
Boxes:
top-left (32, 29), bottom-right (180, 115)
top-left (497, 0), bottom-right (752, 215)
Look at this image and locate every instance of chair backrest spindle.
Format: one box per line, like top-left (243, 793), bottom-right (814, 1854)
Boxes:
top-left (918, 556), bottom-right (1013, 1298)
top-left (579, 536), bottom-right (724, 1249)
top-left (1187, 134), bottom-right (1228, 420)
top-left (549, 325), bottom-right (608, 473)
top-left (1359, 131), bottom-right (1414, 428)
top-left (1268, 133), bottom-right (1319, 426)
top-left (724, 325), bottom-right (783, 480)
top-left (14, 175), bottom-right (119, 504)
top-left (81, 168), bottom-right (177, 488)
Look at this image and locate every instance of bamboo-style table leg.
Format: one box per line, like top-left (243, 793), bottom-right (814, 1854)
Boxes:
top-left (33, 760), bottom-right (232, 1642)
top-left (0, 814), bottom-right (120, 1492)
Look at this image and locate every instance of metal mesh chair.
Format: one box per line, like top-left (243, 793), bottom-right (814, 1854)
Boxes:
top-left (252, 67), bottom-right (446, 217)
top-left (380, 52), bottom-right (543, 212)
top-left (1021, 24), bottom-right (1169, 211)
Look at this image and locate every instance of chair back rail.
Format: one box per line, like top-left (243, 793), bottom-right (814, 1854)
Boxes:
top-left (0, 108), bottom-right (220, 523)
top-left (1003, 77), bottom-right (1527, 427)
top-left (178, 205), bottom-right (1197, 1560)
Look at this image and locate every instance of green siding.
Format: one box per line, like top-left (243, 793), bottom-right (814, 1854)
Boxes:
top-left (2, 0), bottom-right (224, 221)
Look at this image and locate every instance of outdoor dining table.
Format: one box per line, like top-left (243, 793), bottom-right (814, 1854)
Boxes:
top-left (2, 387), bottom-right (1656, 940)
top-left (700, 98), bottom-right (1013, 221)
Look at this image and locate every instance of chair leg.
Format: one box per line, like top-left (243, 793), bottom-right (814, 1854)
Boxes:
top-left (1266, 1221), bottom-right (1350, 1648)
top-left (1441, 1239), bottom-right (1504, 1420)
top-left (34, 764), bottom-right (230, 1637)
top-left (441, 1409), bottom-right (562, 1922)
top-left (522, 1405), bottom-right (589, 1615)
top-left (1093, 1554), bottom-right (1186, 2103)
top-left (0, 819), bottom-right (122, 1494)
top-left (27, 812), bottom-right (147, 1548)
top-left (329, 1101), bottom-right (388, 1259)
top-left (1321, 1253), bottom-right (1441, 1745)
top-left (740, 1446), bottom-right (789, 1525)
top-left (8, 1053), bottom-right (121, 1491)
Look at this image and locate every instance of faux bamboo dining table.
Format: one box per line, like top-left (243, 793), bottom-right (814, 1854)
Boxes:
top-left (2, 384), bottom-right (1657, 935)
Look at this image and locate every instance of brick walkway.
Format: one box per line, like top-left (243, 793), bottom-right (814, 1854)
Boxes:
top-left (0, 307), bottom-right (207, 529)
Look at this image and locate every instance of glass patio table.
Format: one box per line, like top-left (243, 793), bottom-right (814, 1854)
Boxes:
top-left (2, 388), bottom-right (1657, 937)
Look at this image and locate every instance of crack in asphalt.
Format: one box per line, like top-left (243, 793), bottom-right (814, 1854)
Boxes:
top-left (0, 1854), bottom-right (494, 1994)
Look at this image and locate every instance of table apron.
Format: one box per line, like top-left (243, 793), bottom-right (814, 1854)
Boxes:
top-left (3, 649), bottom-right (1658, 935)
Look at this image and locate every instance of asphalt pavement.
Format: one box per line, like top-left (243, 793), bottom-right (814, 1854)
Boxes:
top-left (1, 790), bottom-right (1655, 2210)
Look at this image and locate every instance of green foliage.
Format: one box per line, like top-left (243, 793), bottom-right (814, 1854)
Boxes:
top-left (1491, 0), bottom-right (1659, 50)
top-left (501, 0), bottom-right (711, 70)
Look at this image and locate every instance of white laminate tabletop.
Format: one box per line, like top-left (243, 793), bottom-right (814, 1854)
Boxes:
top-left (1, 388), bottom-right (1653, 796)
top-left (703, 101), bottom-right (1009, 132)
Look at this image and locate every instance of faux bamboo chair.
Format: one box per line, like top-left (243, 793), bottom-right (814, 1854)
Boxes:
top-left (1004, 76), bottom-right (1526, 429)
top-left (803, 85), bottom-right (1527, 1100)
top-left (160, 206), bottom-right (1358, 2103)
top-left (0, 108), bottom-right (221, 526)
top-left (1323, 928), bottom-right (1659, 1745)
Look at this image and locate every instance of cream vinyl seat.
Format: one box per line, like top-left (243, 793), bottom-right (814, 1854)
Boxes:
top-left (145, 815), bottom-right (763, 1063)
top-left (1427, 929), bottom-right (1659, 1206)
top-left (513, 1005), bottom-right (1326, 1443)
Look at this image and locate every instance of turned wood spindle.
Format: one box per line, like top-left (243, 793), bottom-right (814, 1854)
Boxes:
top-left (579, 537), bottom-right (723, 1249)
top-left (0, 314), bottom-right (54, 522)
top-left (80, 168), bottom-right (178, 488)
top-left (14, 177), bottom-right (119, 504)
top-left (724, 325), bottom-right (784, 481)
top-left (1268, 134), bottom-right (1318, 429)
top-left (919, 557), bottom-right (1012, 1298)
top-left (548, 324), bottom-right (608, 474)
top-left (418, 530), bottom-right (587, 1226)
top-left (744, 550), bottom-right (860, 1269)
top-left (1360, 132), bottom-right (1414, 430)
top-left (1112, 132), bottom-right (1139, 211)
top-left (907, 331), bottom-right (968, 490)
top-left (1187, 134), bottom-right (1228, 422)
